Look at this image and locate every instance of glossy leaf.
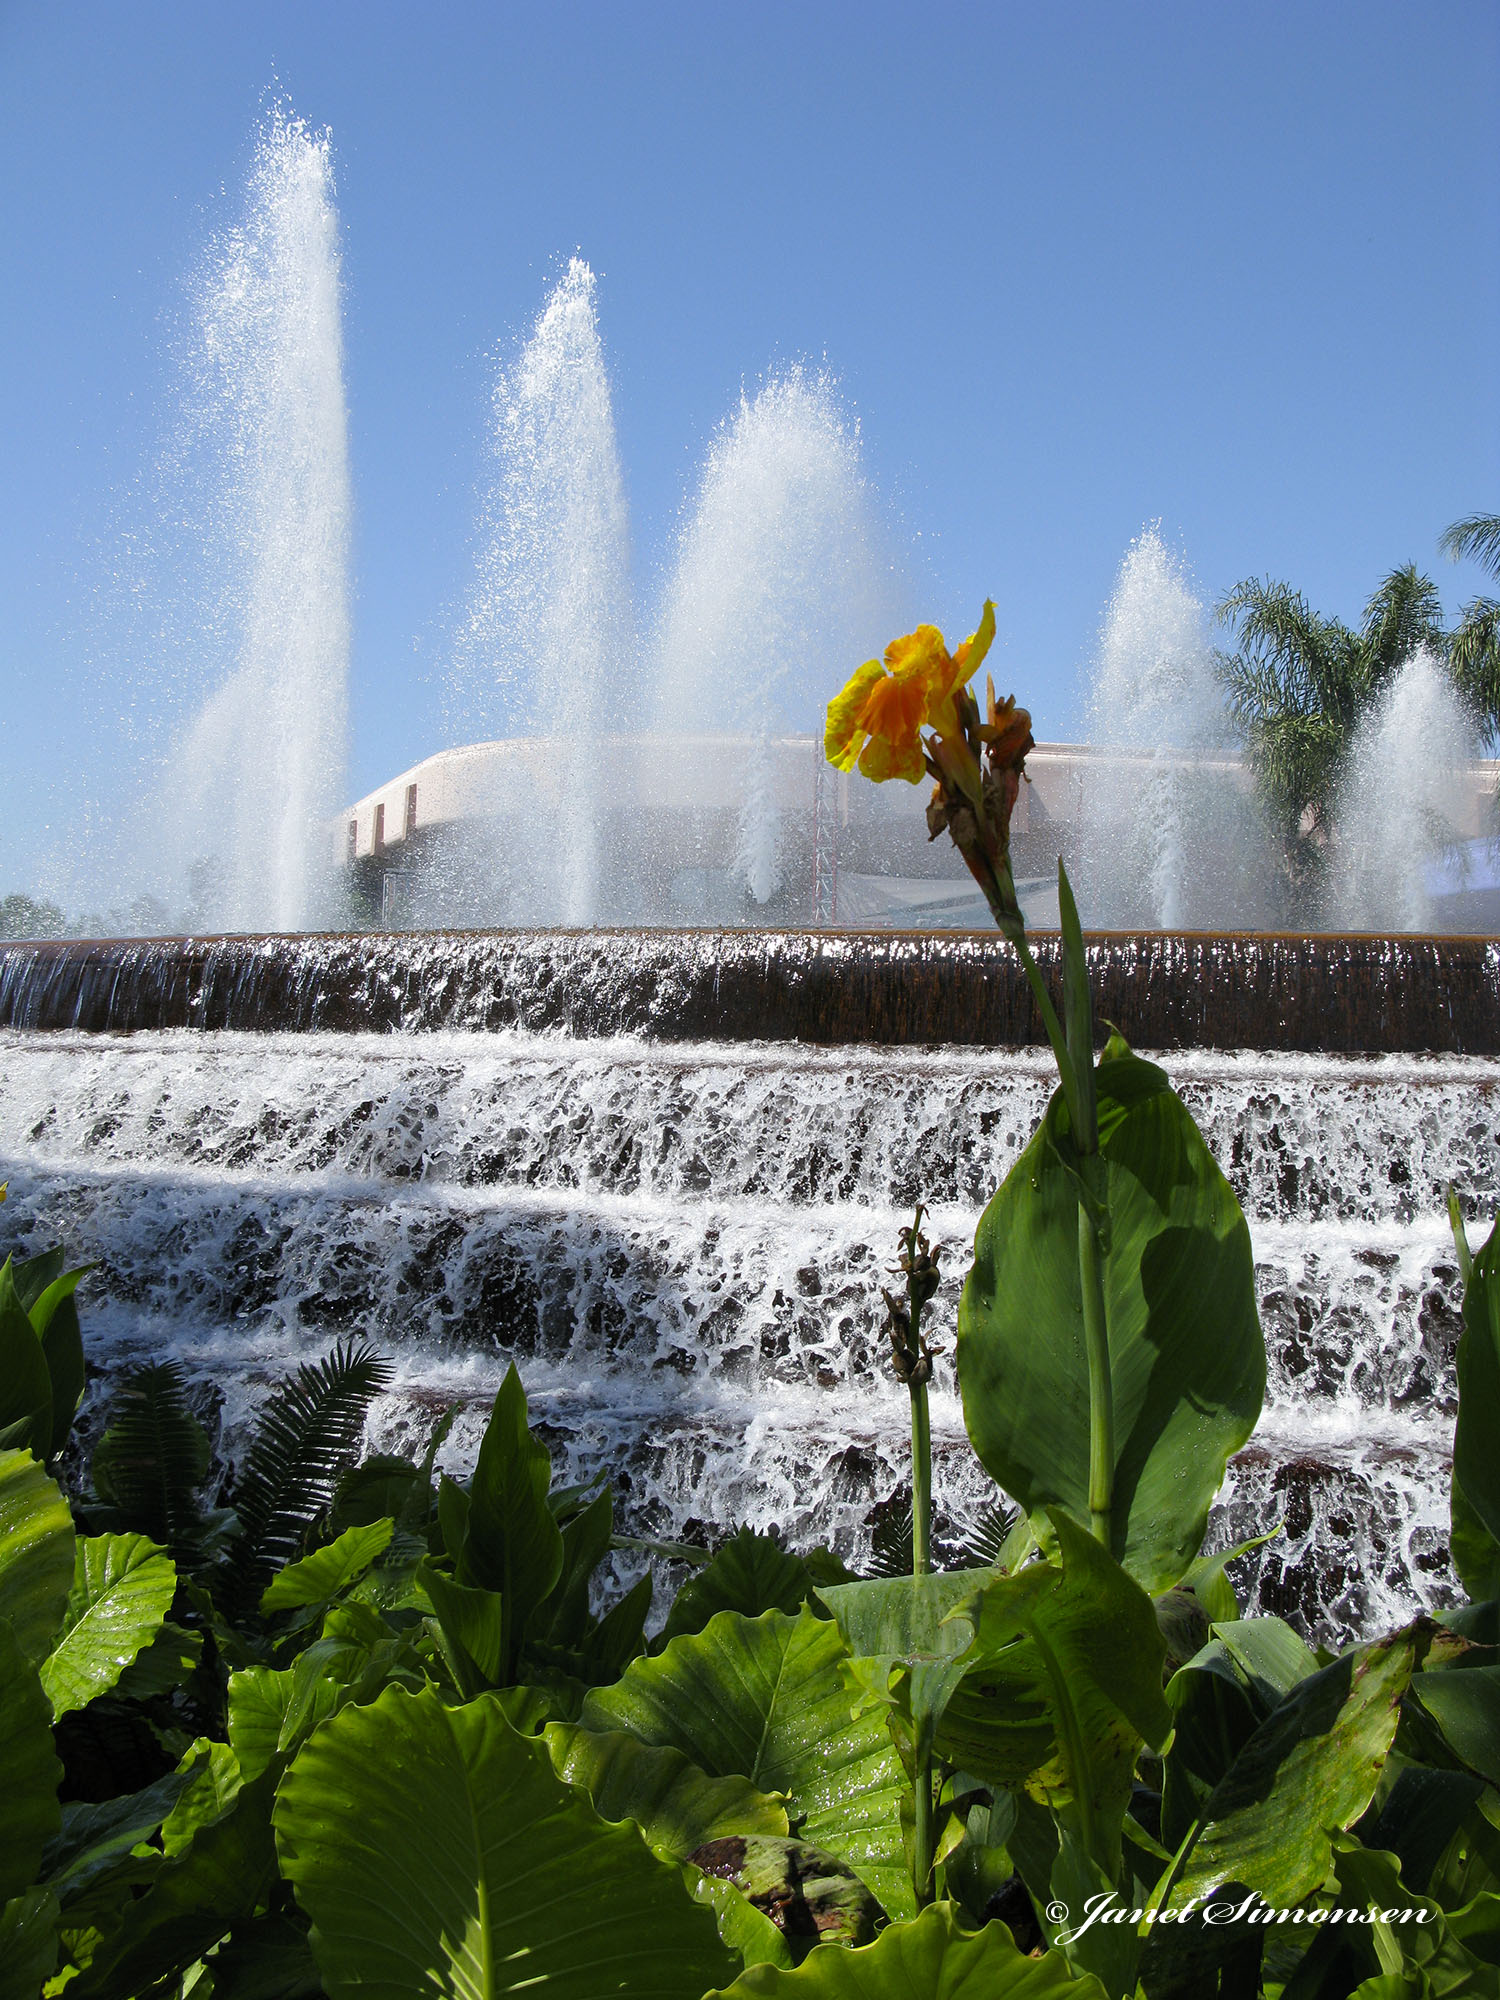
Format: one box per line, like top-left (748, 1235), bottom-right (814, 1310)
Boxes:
top-left (274, 1684), bottom-right (737, 2000)
top-left (661, 1527), bottom-right (819, 1645)
top-left (1452, 1212), bottom-right (1500, 1601)
top-left (959, 1046), bottom-right (1264, 1592)
top-left (227, 1658), bottom-right (346, 1784)
top-left (937, 1511), bottom-right (1170, 1868)
top-left (460, 1364), bottom-right (563, 1673)
top-left (0, 1259), bottom-right (52, 1460)
top-left (0, 1888), bottom-right (58, 2000)
top-left (1413, 1666), bottom-right (1500, 1787)
top-left (0, 1621), bottom-right (62, 1904)
top-left (69, 1772), bottom-right (279, 2000)
top-left (544, 1721), bottom-right (789, 1858)
top-left (0, 1448), bottom-right (75, 1661)
top-left (1171, 1627), bottom-right (1418, 1908)
top-left (40, 1767), bottom-right (197, 1907)
top-left (705, 1898), bottom-right (1107, 1999)
top-left (261, 1518), bottom-right (394, 1612)
top-left (583, 1606), bottom-right (911, 1919)
top-left (692, 1836), bottom-right (884, 1957)
top-left (40, 1532), bottom-right (178, 1719)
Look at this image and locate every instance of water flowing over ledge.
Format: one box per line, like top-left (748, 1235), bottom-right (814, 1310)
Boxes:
top-left (1, 928), bottom-right (1498, 1050)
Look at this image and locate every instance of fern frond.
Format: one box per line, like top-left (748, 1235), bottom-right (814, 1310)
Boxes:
top-left (220, 1340), bottom-right (392, 1613)
top-left (90, 1363), bottom-right (212, 1566)
top-left (952, 1499), bottom-right (1020, 1569)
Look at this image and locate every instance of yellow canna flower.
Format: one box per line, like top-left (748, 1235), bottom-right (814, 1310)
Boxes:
top-left (825, 602), bottom-right (997, 785)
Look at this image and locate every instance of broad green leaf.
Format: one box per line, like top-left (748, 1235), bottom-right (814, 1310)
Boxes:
top-left (0, 1263), bottom-right (52, 1460)
top-left (545, 1721), bottom-right (789, 1859)
top-left (417, 1558), bottom-right (507, 1692)
top-left (692, 1870), bottom-right (797, 1971)
top-left (704, 1898), bottom-right (1107, 1998)
top-left (1331, 1839), bottom-right (1500, 2000)
top-left (161, 1740), bottom-right (243, 1856)
top-left (110, 1618), bottom-right (204, 1701)
top-left (937, 1511), bottom-right (1171, 1869)
top-left (1179, 1526), bottom-right (1282, 1625)
top-left (69, 1772), bottom-right (279, 2000)
top-left (331, 1453), bottom-right (422, 1533)
top-left (661, 1527), bottom-right (819, 1645)
top-left (0, 1888), bottom-right (58, 2000)
top-left (0, 1621), bottom-right (62, 1904)
top-left (1452, 1213), bottom-right (1500, 1601)
top-left (40, 1766), bottom-right (196, 1906)
top-left (261, 1517), bottom-right (394, 1611)
top-left (0, 1449), bottom-right (75, 1661)
top-left (581, 1572), bottom-right (652, 1683)
top-left (816, 1570), bottom-right (995, 1776)
top-left (460, 1365), bottom-right (563, 1672)
top-left (959, 1047), bottom-right (1265, 1592)
top-left (1213, 1615), bottom-right (1322, 1702)
top-left (693, 1836), bottom-right (884, 1957)
top-left (583, 1606), bottom-right (910, 1919)
top-left (1171, 1627), bottom-right (1418, 1908)
top-left (228, 1658), bottom-right (346, 1783)
top-left (274, 1684), bottom-right (737, 2000)
top-left (40, 1532), bottom-right (177, 1718)
top-left (38, 1295), bottom-right (85, 1460)
top-left (1414, 1667), bottom-right (1500, 1787)
top-left (195, 1914), bottom-right (323, 2000)
top-left (536, 1484), bottom-right (614, 1648)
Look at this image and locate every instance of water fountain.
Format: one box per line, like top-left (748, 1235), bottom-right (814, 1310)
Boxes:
top-left (150, 105), bottom-right (351, 936)
top-left (1076, 527), bottom-right (1273, 930)
top-left (3, 111), bottom-right (1497, 1649)
top-left (440, 257), bottom-right (633, 927)
top-left (1330, 647), bottom-right (1482, 932)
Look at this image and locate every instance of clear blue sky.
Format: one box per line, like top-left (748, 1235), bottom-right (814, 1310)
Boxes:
top-left (2, 0), bottom-right (1497, 901)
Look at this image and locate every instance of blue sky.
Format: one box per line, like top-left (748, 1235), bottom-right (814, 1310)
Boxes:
top-left (2, 0), bottom-right (1497, 901)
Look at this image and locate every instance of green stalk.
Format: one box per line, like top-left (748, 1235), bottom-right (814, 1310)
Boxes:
top-left (910, 1375), bottom-right (932, 1577)
top-left (912, 1716), bottom-right (937, 1908)
top-left (1078, 1202), bottom-right (1113, 1547)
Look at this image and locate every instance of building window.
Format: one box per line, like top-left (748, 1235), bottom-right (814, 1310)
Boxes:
top-left (405, 783), bottom-right (418, 838)
top-left (373, 803), bottom-right (385, 854)
top-left (346, 818), bottom-right (358, 863)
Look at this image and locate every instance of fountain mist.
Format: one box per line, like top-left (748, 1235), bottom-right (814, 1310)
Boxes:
top-left (157, 106), bottom-right (351, 935)
top-left (1330, 648), bottom-right (1480, 932)
top-left (654, 370), bottom-right (896, 904)
top-left (1078, 527), bottom-right (1268, 928)
top-left (445, 259), bottom-right (633, 924)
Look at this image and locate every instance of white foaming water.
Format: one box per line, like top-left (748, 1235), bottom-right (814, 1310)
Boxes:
top-left (445, 259), bottom-right (633, 925)
top-left (154, 107), bottom-right (352, 934)
top-left (653, 371), bottom-right (898, 904)
top-left (1, 1026), bottom-right (1493, 1644)
top-left (1080, 528), bottom-right (1269, 928)
top-left (1330, 648), bottom-right (1480, 932)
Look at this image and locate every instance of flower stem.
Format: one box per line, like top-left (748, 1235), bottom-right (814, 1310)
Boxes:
top-left (910, 1375), bottom-right (932, 1577)
top-left (912, 1715), bottom-right (936, 1908)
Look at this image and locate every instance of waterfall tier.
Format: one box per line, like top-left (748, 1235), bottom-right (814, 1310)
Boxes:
top-left (2, 1000), bottom-right (1494, 1645)
top-left (2, 930), bottom-right (1497, 1053)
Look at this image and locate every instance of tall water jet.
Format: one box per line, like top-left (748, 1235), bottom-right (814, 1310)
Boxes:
top-left (159, 106), bottom-right (351, 935)
top-left (1078, 527), bottom-right (1267, 928)
top-left (445, 259), bottom-right (632, 925)
top-left (1331, 648), bottom-right (1479, 931)
top-left (654, 370), bottom-right (896, 905)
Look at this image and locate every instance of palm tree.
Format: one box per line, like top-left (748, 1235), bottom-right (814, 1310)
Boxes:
top-left (1214, 564), bottom-right (1448, 913)
top-left (1440, 512), bottom-right (1500, 740)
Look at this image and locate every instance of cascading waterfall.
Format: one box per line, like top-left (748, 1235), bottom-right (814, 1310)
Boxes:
top-left (653, 370), bottom-right (897, 906)
top-left (444, 258), bottom-right (633, 926)
top-left (1079, 527), bottom-right (1270, 929)
top-left (1, 958), bottom-right (1496, 1644)
top-left (1330, 647), bottom-right (1480, 932)
top-left (156, 106), bottom-right (352, 935)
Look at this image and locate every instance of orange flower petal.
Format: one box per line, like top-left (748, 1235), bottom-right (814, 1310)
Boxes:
top-left (824, 658), bottom-right (886, 770)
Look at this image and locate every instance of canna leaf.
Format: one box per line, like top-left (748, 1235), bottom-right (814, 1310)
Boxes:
top-left (0, 1448), bottom-right (75, 1662)
top-left (959, 1042), bottom-right (1264, 1594)
top-left (0, 1621), bottom-right (62, 1905)
top-left (1451, 1211), bottom-right (1500, 1601)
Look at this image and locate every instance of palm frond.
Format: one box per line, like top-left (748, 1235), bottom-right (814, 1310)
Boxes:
top-left (1361, 564), bottom-right (1447, 682)
top-left (220, 1340), bottom-right (392, 1612)
top-left (90, 1363), bottom-right (212, 1567)
top-left (951, 1499), bottom-right (1020, 1569)
top-left (1448, 598), bottom-right (1500, 746)
top-left (1440, 512), bottom-right (1500, 583)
